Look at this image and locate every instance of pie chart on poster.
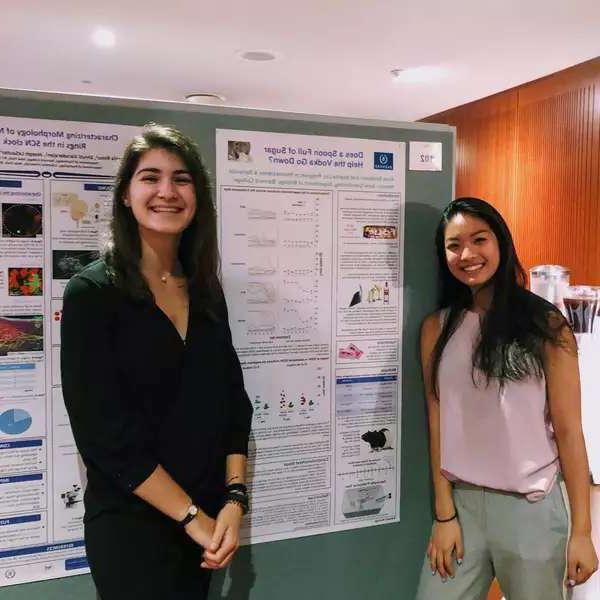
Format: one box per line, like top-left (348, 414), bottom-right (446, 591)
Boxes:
top-left (0, 409), bottom-right (32, 435)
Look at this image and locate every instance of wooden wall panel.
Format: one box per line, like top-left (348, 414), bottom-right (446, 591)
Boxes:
top-left (423, 90), bottom-right (518, 227)
top-left (515, 76), bottom-right (600, 284)
top-left (424, 56), bottom-right (600, 286)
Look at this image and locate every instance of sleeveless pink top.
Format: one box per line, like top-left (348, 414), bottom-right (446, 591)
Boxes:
top-left (439, 310), bottom-right (559, 501)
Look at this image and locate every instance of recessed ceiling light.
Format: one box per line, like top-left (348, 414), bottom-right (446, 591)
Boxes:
top-left (239, 50), bottom-right (278, 62)
top-left (185, 93), bottom-right (226, 105)
top-left (92, 28), bottom-right (116, 48)
top-left (391, 66), bottom-right (448, 83)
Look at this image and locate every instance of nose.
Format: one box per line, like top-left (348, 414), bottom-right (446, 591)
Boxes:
top-left (157, 178), bottom-right (177, 199)
top-left (460, 245), bottom-right (475, 261)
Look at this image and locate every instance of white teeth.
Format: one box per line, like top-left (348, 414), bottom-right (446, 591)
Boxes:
top-left (150, 207), bottom-right (181, 213)
top-left (463, 264), bottom-right (483, 272)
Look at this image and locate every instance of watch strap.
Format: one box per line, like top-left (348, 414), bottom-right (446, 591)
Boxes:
top-left (179, 504), bottom-right (198, 527)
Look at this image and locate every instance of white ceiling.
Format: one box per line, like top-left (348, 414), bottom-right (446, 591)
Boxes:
top-left (2, 1), bottom-right (599, 122)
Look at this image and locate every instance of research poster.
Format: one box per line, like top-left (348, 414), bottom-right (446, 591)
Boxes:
top-left (0, 116), bottom-right (139, 586)
top-left (216, 130), bottom-right (405, 543)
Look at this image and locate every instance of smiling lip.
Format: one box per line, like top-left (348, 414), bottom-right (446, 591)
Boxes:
top-left (149, 206), bottom-right (183, 213)
top-left (462, 263), bottom-right (484, 272)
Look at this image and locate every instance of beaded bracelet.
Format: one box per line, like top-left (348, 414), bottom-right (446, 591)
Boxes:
top-left (225, 492), bottom-right (249, 515)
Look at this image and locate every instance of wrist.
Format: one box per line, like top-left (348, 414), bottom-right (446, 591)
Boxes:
top-left (571, 527), bottom-right (592, 537)
top-left (434, 510), bottom-right (457, 523)
top-left (178, 502), bottom-right (198, 527)
top-left (571, 515), bottom-right (592, 537)
top-left (184, 509), bottom-right (210, 533)
top-left (224, 482), bottom-right (249, 515)
top-left (224, 501), bottom-right (244, 517)
top-left (434, 503), bottom-right (456, 522)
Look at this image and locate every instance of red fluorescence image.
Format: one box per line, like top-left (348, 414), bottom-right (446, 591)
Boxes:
top-left (8, 267), bottom-right (43, 296)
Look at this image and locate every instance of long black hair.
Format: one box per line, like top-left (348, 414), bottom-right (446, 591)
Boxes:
top-left (106, 123), bottom-right (220, 308)
top-left (431, 197), bottom-right (568, 393)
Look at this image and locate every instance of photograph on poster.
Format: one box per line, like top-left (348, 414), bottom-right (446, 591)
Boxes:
top-left (0, 315), bottom-right (43, 355)
top-left (52, 250), bottom-right (100, 280)
top-left (7, 267), bottom-right (43, 296)
top-left (1, 203), bottom-right (43, 238)
top-left (227, 140), bottom-right (252, 162)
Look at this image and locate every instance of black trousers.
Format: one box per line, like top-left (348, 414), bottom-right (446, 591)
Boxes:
top-left (85, 508), bottom-right (211, 600)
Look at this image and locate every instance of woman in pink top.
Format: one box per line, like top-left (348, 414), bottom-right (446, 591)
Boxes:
top-left (416, 198), bottom-right (597, 599)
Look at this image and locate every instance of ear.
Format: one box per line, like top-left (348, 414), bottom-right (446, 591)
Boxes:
top-left (123, 197), bottom-right (130, 207)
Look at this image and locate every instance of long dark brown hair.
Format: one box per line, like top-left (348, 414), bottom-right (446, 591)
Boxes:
top-left (106, 123), bottom-right (220, 308)
top-left (431, 197), bottom-right (568, 393)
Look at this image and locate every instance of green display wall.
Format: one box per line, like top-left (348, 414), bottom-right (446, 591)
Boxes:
top-left (0, 90), bottom-right (454, 599)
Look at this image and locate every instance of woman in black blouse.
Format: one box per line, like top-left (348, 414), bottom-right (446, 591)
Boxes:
top-left (61, 124), bottom-right (253, 599)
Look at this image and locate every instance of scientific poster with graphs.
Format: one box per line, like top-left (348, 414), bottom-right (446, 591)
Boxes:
top-left (0, 116), bottom-right (139, 586)
top-left (217, 130), bottom-right (405, 543)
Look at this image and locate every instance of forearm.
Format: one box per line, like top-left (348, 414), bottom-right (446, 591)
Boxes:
top-left (557, 427), bottom-right (592, 535)
top-left (133, 464), bottom-right (208, 522)
top-left (428, 405), bottom-right (455, 518)
top-left (225, 454), bottom-right (247, 485)
top-left (431, 445), bottom-right (455, 518)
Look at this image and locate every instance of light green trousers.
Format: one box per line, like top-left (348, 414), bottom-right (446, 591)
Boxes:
top-left (416, 481), bottom-right (570, 600)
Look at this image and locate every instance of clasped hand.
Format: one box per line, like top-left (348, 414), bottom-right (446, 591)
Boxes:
top-left (185, 503), bottom-right (244, 570)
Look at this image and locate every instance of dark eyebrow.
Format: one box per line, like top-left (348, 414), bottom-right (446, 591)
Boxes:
top-left (445, 229), bottom-right (490, 243)
top-left (135, 167), bottom-right (191, 176)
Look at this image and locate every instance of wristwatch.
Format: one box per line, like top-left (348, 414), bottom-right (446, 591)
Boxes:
top-left (179, 504), bottom-right (198, 527)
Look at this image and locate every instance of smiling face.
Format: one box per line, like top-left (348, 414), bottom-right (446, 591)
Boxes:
top-left (444, 213), bottom-right (501, 289)
top-left (124, 148), bottom-right (196, 238)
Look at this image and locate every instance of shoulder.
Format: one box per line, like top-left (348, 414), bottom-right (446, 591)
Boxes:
top-left (421, 310), bottom-right (443, 348)
top-left (63, 259), bottom-right (116, 306)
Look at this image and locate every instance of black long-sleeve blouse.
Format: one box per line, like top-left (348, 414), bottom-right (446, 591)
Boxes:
top-left (60, 260), bottom-right (252, 521)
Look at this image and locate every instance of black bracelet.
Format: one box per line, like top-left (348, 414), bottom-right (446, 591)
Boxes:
top-left (226, 483), bottom-right (247, 494)
top-left (225, 491), bottom-right (249, 515)
top-left (434, 511), bottom-right (457, 523)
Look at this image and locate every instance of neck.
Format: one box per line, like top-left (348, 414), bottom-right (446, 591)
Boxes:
top-left (470, 283), bottom-right (493, 313)
top-left (139, 227), bottom-right (180, 277)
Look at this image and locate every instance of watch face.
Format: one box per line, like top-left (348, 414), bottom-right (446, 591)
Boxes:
top-left (189, 505), bottom-right (198, 516)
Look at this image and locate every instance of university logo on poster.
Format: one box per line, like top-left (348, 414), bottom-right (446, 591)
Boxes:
top-left (374, 152), bottom-right (393, 170)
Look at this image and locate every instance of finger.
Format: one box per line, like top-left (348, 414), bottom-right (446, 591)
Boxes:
top-left (436, 550), bottom-right (448, 581)
top-left (566, 557), bottom-right (578, 588)
top-left (201, 547), bottom-right (237, 570)
top-left (455, 537), bottom-right (464, 566)
top-left (210, 521), bottom-right (227, 552)
top-left (200, 556), bottom-right (221, 570)
top-left (444, 549), bottom-right (455, 578)
top-left (576, 564), bottom-right (594, 585)
top-left (206, 529), bottom-right (237, 563)
top-left (429, 547), bottom-right (437, 574)
top-left (217, 547), bottom-right (237, 569)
